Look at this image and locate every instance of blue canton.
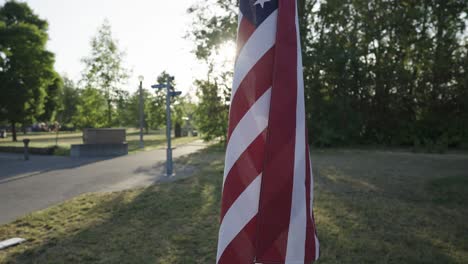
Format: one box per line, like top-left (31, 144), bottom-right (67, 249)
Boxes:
top-left (240, 0), bottom-right (278, 27)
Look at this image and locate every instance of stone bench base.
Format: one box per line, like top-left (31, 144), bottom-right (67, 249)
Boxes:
top-left (71, 143), bottom-right (128, 158)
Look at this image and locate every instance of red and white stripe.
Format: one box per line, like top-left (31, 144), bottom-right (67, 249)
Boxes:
top-left (217, 1), bottom-right (319, 263)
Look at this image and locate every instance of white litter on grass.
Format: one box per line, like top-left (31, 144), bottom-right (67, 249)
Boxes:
top-left (0, 238), bottom-right (26, 250)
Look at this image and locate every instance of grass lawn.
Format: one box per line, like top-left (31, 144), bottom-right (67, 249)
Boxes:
top-left (0, 147), bottom-right (467, 263)
top-left (0, 129), bottom-right (197, 156)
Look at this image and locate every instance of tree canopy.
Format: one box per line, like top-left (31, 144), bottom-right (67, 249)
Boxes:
top-left (81, 19), bottom-right (129, 126)
top-left (0, 0), bottom-right (57, 141)
top-left (58, 76), bottom-right (80, 128)
top-left (302, 0), bottom-right (467, 148)
top-left (189, 0), bottom-right (468, 150)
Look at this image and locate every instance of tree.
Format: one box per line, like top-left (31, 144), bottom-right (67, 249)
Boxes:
top-left (189, 0), bottom-right (468, 149)
top-left (114, 89), bottom-right (135, 128)
top-left (174, 95), bottom-right (197, 136)
top-left (72, 88), bottom-right (107, 129)
top-left (150, 71), bottom-right (179, 133)
top-left (58, 76), bottom-right (80, 128)
top-left (0, 1), bottom-right (56, 141)
top-left (113, 73), bottom-right (169, 132)
top-left (39, 73), bottom-right (64, 122)
top-left (114, 88), bottom-right (165, 132)
top-left (81, 19), bottom-right (129, 126)
top-left (302, 0), bottom-right (468, 147)
top-left (194, 77), bottom-right (229, 142)
top-left (187, 0), bottom-right (237, 143)
top-left (145, 89), bottom-right (166, 132)
top-left (188, 0), bottom-right (237, 60)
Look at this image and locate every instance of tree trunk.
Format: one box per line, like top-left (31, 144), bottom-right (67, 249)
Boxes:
top-left (11, 121), bottom-right (17, 142)
top-left (107, 99), bottom-right (112, 127)
top-left (174, 123), bottom-right (182, 138)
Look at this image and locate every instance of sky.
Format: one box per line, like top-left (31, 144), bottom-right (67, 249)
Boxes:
top-left (1, 0), bottom-right (226, 95)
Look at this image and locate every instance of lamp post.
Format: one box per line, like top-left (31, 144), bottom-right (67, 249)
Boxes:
top-left (138, 75), bottom-right (144, 149)
top-left (151, 75), bottom-right (182, 176)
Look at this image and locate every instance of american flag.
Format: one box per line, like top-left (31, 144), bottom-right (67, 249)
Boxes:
top-left (216, 0), bottom-right (319, 263)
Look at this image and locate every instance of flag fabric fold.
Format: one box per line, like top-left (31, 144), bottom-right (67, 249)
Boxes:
top-left (217, 0), bottom-right (319, 263)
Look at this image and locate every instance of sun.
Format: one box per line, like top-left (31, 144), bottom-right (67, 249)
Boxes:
top-left (217, 41), bottom-right (237, 66)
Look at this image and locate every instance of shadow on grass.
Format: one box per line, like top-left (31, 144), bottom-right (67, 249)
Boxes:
top-left (2, 147), bottom-right (467, 263)
top-left (427, 175), bottom-right (468, 205)
top-left (311, 150), bottom-right (468, 263)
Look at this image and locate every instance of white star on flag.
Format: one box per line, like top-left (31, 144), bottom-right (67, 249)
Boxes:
top-left (254, 0), bottom-right (271, 8)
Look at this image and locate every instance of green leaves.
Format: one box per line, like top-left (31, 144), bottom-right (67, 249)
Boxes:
top-left (194, 79), bottom-right (228, 143)
top-left (303, 0), bottom-right (468, 147)
top-left (0, 1), bottom-right (48, 30)
top-left (187, 0), bottom-right (238, 61)
top-left (72, 88), bottom-right (107, 129)
top-left (80, 19), bottom-right (129, 126)
top-left (187, 0), bottom-right (467, 148)
top-left (0, 1), bottom-right (56, 140)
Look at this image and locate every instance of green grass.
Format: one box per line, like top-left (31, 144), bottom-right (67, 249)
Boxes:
top-left (427, 175), bottom-right (468, 205)
top-left (0, 130), bottom-right (198, 156)
top-left (0, 148), bottom-right (467, 263)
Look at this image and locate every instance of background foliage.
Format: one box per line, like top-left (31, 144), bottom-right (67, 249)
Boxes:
top-left (80, 19), bottom-right (129, 127)
top-left (188, 0), bottom-right (468, 149)
top-left (0, 1), bottom-right (57, 141)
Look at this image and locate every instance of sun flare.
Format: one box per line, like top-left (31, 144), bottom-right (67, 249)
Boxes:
top-left (217, 41), bottom-right (237, 65)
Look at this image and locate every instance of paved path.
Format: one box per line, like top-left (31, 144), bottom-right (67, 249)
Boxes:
top-left (0, 141), bottom-right (208, 225)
